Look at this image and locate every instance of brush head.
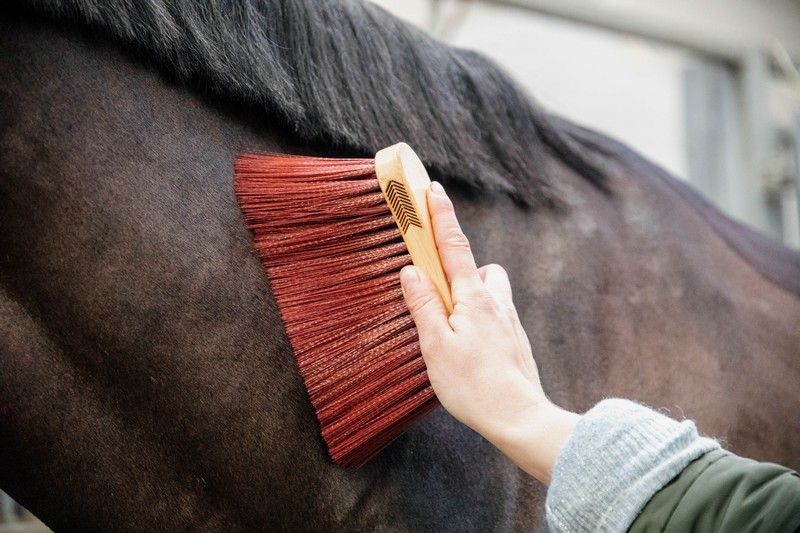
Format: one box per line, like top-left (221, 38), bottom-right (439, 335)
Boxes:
top-left (234, 152), bottom-right (438, 467)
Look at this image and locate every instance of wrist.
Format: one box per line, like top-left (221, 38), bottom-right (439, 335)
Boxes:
top-left (487, 397), bottom-right (581, 485)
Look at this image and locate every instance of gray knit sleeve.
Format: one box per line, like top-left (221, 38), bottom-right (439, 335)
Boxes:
top-left (545, 398), bottom-right (720, 532)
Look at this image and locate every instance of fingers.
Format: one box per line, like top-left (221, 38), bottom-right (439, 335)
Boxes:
top-left (477, 264), bottom-right (532, 370)
top-left (426, 182), bottom-right (483, 300)
top-left (477, 264), bottom-right (513, 308)
top-left (400, 266), bottom-right (451, 344)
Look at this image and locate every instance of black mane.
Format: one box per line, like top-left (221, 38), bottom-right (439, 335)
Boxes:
top-left (13, 0), bottom-right (607, 206)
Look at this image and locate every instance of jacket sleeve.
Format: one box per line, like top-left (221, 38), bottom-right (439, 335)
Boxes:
top-left (546, 399), bottom-right (720, 532)
top-left (629, 449), bottom-right (800, 532)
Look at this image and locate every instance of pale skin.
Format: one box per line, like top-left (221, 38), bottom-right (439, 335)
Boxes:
top-left (399, 181), bottom-right (581, 485)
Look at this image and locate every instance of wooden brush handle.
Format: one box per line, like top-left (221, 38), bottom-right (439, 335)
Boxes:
top-left (375, 143), bottom-right (454, 313)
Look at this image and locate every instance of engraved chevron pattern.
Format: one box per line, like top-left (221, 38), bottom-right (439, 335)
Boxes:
top-left (385, 180), bottom-right (422, 234)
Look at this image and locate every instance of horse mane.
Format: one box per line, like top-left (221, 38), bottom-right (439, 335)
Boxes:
top-left (13, 0), bottom-right (607, 206)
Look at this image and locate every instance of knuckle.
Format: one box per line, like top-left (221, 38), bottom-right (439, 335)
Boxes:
top-left (504, 303), bottom-right (521, 323)
top-left (406, 291), bottom-right (438, 314)
top-left (465, 290), bottom-right (497, 313)
top-left (442, 229), bottom-right (471, 250)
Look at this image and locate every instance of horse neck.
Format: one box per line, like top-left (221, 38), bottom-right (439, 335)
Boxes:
top-left (0, 13), bottom-right (541, 530)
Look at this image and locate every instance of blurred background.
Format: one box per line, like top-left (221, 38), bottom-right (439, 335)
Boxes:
top-left (2, 1), bottom-right (800, 531)
top-left (373, 0), bottom-right (800, 249)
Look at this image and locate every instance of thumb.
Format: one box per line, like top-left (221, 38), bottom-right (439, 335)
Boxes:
top-left (399, 266), bottom-right (450, 341)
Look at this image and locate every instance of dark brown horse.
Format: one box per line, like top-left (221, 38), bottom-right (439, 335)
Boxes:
top-left (1, 1), bottom-right (798, 531)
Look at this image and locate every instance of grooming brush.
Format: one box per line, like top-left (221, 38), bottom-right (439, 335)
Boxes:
top-left (235, 143), bottom-right (452, 467)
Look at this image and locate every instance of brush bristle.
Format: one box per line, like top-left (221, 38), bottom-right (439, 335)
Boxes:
top-left (234, 153), bottom-right (438, 467)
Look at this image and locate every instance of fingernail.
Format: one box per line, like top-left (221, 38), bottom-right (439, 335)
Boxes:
top-left (430, 181), bottom-right (446, 196)
top-left (400, 266), bottom-right (419, 287)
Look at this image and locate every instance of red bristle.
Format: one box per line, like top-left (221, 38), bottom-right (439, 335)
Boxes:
top-left (234, 153), bottom-right (438, 467)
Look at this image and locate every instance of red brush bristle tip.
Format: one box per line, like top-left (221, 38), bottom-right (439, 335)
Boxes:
top-left (234, 152), bottom-right (438, 467)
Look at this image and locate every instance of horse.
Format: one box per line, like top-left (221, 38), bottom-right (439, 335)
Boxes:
top-left (1, 1), bottom-right (798, 530)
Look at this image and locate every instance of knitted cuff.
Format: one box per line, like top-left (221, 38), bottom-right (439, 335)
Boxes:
top-left (545, 398), bottom-right (719, 532)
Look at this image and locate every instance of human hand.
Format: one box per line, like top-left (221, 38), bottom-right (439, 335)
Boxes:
top-left (399, 181), bottom-right (579, 484)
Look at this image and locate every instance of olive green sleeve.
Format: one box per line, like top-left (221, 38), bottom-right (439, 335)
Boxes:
top-left (629, 449), bottom-right (800, 532)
